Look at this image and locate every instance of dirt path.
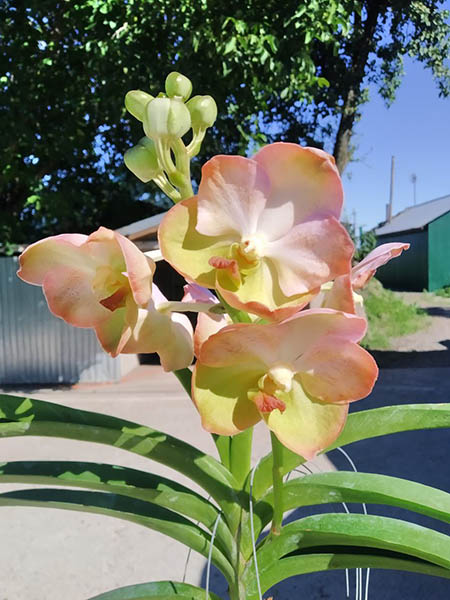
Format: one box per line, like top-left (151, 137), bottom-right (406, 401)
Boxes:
top-left (390, 291), bottom-right (450, 351)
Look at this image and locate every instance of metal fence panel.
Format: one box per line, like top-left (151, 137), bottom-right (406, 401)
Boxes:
top-left (0, 257), bottom-right (120, 384)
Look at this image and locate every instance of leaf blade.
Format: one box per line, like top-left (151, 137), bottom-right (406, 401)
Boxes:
top-left (0, 393), bottom-right (242, 527)
top-left (254, 471), bottom-right (450, 534)
top-left (247, 552), bottom-right (450, 599)
top-left (251, 403), bottom-right (450, 499)
top-left (89, 579), bottom-right (222, 599)
top-left (0, 488), bottom-right (234, 583)
top-left (0, 460), bottom-right (236, 560)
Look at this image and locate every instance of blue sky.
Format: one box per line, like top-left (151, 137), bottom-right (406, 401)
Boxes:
top-left (342, 56), bottom-right (450, 232)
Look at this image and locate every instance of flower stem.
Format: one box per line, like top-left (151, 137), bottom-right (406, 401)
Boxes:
top-left (212, 434), bottom-right (231, 469)
top-left (173, 367), bottom-right (192, 397)
top-left (216, 291), bottom-right (252, 324)
top-left (230, 428), bottom-right (253, 487)
top-left (270, 431), bottom-right (284, 535)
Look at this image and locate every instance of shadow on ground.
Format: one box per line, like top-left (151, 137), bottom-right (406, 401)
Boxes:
top-left (371, 340), bottom-right (450, 368)
top-left (424, 306), bottom-right (450, 318)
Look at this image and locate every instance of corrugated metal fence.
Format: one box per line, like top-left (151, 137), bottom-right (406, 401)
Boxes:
top-left (0, 257), bottom-right (120, 384)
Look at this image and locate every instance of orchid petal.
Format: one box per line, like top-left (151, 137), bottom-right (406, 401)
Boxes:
top-left (95, 306), bottom-right (133, 357)
top-left (194, 312), bottom-right (230, 357)
top-left (253, 142), bottom-right (343, 238)
top-left (121, 308), bottom-right (194, 372)
top-left (196, 155), bottom-right (269, 238)
top-left (217, 259), bottom-right (313, 321)
top-left (351, 242), bottom-right (410, 289)
top-left (265, 217), bottom-right (354, 296)
top-left (198, 322), bottom-right (277, 369)
top-left (42, 265), bottom-right (110, 327)
top-left (193, 363), bottom-right (262, 435)
top-left (310, 275), bottom-right (355, 314)
top-left (295, 335), bottom-right (378, 404)
top-left (182, 283), bottom-right (219, 304)
top-left (264, 379), bottom-right (349, 460)
top-left (115, 232), bottom-right (155, 306)
top-left (17, 234), bottom-right (89, 284)
top-left (158, 197), bottom-right (231, 288)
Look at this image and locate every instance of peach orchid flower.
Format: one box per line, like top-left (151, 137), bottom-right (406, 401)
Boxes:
top-left (311, 242), bottom-right (410, 315)
top-left (159, 142), bottom-right (354, 321)
top-left (17, 227), bottom-right (193, 371)
top-left (193, 309), bottom-right (378, 459)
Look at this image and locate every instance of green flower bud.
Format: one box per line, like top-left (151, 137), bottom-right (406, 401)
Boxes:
top-left (124, 138), bottom-right (160, 182)
top-left (186, 95), bottom-right (218, 129)
top-left (125, 90), bottom-right (154, 122)
top-left (143, 97), bottom-right (191, 139)
top-left (165, 72), bottom-right (193, 101)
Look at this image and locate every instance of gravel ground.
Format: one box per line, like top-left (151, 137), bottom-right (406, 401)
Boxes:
top-left (390, 291), bottom-right (450, 351)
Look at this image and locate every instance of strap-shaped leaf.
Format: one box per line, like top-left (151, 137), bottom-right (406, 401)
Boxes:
top-left (0, 393), bottom-right (242, 527)
top-left (89, 579), bottom-right (222, 599)
top-left (0, 460), bottom-right (235, 560)
top-left (254, 513), bottom-right (450, 574)
top-left (245, 551), bottom-right (450, 599)
top-left (253, 471), bottom-right (450, 535)
top-left (0, 488), bottom-right (234, 583)
top-left (251, 403), bottom-right (450, 499)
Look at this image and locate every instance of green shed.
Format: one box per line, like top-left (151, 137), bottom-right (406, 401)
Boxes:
top-left (375, 194), bottom-right (450, 291)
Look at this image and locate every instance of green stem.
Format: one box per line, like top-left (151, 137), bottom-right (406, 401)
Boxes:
top-left (216, 291), bottom-right (252, 324)
top-left (212, 434), bottom-right (231, 470)
top-left (172, 137), bottom-right (194, 200)
top-left (187, 127), bottom-right (206, 157)
top-left (173, 368), bottom-right (192, 397)
top-left (270, 431), bottom-right (284, 536)
top-left (153, 172), bottom-right (181, 202)
top-left (230, 428), bottom-right (253, 487)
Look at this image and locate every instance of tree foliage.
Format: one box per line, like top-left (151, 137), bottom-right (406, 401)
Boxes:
top-left (1, 0), bottom-right (449, 244)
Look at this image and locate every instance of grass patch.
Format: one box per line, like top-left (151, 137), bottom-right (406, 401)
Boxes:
top-left (433, 286), bottom-right (450, 298)
top-left (361, 279), bottom-right (429, 349)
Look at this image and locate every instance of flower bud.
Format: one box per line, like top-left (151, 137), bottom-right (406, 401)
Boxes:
top-left (143, 97), bottom-right (191, 139)
top-left (125, 90), bottom-right (154, 122)
top-left (165, 72), bottom-right (192, 102)
top-left (124, 138), bottom-right (160, 182)
top-left (186, 95), bottom-right (218, 129)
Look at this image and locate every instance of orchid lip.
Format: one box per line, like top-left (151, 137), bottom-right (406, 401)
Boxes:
top-left (238, 233), bottom-right (266, 263)
top-left (257, 363), bottom-right (296, 396)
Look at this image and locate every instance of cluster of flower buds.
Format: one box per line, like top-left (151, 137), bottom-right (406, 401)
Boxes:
top-left (124, 72), bottom-right (217, 203)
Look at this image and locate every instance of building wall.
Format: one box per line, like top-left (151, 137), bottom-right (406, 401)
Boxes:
top-left (428, 211), bottom-right (450, 291)
top-left (0, 257), bottom-right (120, 385)
top-left (376, 230), bottom-right (428, 290)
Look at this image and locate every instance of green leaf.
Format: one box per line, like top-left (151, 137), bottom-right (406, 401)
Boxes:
top-left (223, 38), bottom-right (236, 55)
top-left (89, 580), bottom-right (222, 599)
top-left (0, 488), bottom-right (234, 584)
top-left (0, 460), bottom-right (235, 559)
top-left (246, 552), bottom-right (450, 598)
top-left (0, 394), bottom-right (241, 528)
top-left (251, 403), bottom-right (450, 499)
top-left (254, 471), bottom-right (450, 535)
top-left (254, 514), bottom-right (450, 575)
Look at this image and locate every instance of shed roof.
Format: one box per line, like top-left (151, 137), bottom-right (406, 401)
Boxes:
top-left (115, 211), bottom-right (166, 241)
top-left (376, 194), bottom-right (450, 236)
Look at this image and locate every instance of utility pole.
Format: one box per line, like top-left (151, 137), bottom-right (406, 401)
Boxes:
top-left (411, 173), bottom-right (417, 205)
top-left (386, 155), bottom-right (395, 222)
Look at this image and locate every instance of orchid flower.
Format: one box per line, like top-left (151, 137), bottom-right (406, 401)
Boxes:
top-left (182, 283), bottom-right (230, 356)
top-left (17, 227), bottom-right (193, 370)
top-left (193, 309), bottom-right (378, 459)
top-left (311, 242), bottom-right (410, 315)
top-left (159, 142), bottom-right (354, 321)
